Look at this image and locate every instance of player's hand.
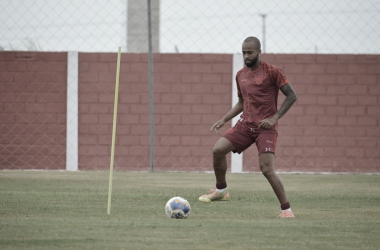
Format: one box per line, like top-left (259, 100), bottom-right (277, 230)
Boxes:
top-left (258, 116), bottom-right (278, 129)
top-left (210, 119), bottom-right (226, 134)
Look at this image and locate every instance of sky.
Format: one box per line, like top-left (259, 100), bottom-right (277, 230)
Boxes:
top-left (0, 0), bottom-right (379, 54)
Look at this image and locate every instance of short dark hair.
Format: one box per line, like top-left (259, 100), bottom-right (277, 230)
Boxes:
top-left (243, 36), bottom-right (261, 50)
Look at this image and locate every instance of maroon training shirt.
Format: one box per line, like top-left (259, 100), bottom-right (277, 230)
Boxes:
top-left (236, 61), bottom-right (289, 132)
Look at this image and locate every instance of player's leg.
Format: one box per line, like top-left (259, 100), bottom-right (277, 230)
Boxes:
top-left (259, 153), bottom-right (294, 218)
top-left (256, 132), bottom-right (295, 217)
top-left (259, 152), bottom-right (288, 204)
top-left (212, 137), bottom-right (236, 187)
top-left (199, 137), bottom-right (235, 203)
top-left (199, 122), bottom-right (253, 203)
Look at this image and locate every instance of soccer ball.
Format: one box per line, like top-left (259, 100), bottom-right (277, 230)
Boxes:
top-left (165, 197), bottom-right (191, 219)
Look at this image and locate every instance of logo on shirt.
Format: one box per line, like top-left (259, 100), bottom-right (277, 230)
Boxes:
top-left (266, 140), bottom-right (273, 144)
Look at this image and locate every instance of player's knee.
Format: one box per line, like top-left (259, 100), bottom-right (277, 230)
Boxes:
top-left (212, 145), bottom-right (226, 158)
top-left (260, 163), bottom-right (274, 178)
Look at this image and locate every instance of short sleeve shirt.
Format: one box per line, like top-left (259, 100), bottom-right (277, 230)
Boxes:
top-left (236, 61), bottom-right (289, 132)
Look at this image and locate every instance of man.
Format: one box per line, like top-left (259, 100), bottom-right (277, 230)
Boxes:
top-left (199, 36), bottom-right (297, 218)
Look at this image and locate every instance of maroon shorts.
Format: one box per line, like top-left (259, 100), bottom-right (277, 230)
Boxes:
top-left (222, 122), bottom-right (277, 155)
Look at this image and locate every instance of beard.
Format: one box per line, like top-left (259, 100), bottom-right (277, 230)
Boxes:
top-left (245, 54), bottom-right (259, 67)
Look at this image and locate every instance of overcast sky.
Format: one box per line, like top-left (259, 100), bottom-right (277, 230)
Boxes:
top-left (1, 0), bottom-right (379, 54)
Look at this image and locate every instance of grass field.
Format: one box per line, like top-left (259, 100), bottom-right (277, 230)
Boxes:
top-left (1, 171), bottom-right (379, 250)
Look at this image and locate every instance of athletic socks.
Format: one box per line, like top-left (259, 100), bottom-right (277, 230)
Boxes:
top-left (281, 202), bottom-right (291, 211)
top-left (216, 182), bottom-right (227, 193)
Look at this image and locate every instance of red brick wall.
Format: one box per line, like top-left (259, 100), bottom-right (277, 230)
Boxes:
top-left (244, 54), bottom-right (380, 173)
top-left (78, 53), bottom-right (232, 171)
top-left (1, 52), bottom-right (379, 172)
top-left (0, 52), bottom-right (67, 169)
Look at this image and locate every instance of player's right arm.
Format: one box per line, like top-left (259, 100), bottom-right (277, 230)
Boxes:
top-left (211, 97), bottom-right (243, 133)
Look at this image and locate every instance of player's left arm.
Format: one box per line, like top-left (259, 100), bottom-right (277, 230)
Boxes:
top-left (258, 82), bottom-right (297, 129)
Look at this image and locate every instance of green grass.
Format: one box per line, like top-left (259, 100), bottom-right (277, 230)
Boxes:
top-left (1, 171), bottom-right (379, 250)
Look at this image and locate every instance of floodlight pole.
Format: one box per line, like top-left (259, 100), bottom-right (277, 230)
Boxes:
top-left (147, 0), bottom-right (155, 172)
top-left (260, 14), bottom-right (267, 53)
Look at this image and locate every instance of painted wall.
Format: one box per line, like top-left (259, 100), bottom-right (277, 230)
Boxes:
top-left (78, 53), bottom-right (232, 171)
top-left (1, 52), bottom-right (67, 169)
top-left (243, 54), bottom-right (380, 173)
top-left (1, 52), bottom-right (379, 172)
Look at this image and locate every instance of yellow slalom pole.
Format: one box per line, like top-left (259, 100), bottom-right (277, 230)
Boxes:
top-left (107, 47), bottom-right (122, 215)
